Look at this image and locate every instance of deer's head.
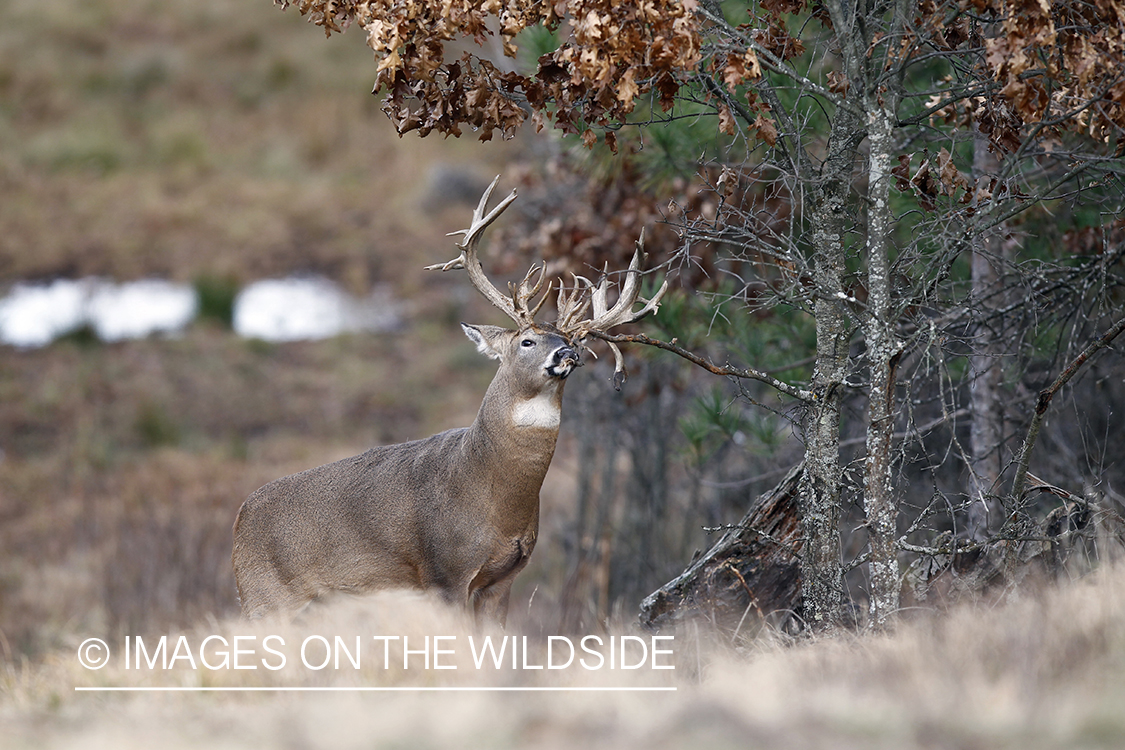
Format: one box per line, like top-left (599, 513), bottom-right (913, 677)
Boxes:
top-left (427, 176), bottom-right (668, 390)
top-left (460, 323), bottom-right (580, 405)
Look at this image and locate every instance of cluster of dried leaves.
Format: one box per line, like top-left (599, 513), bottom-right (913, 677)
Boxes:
top-left (918, 0), bottom-right (1125, 154)
top-left (273, 0), bottom-right (768, 147)
top-left (978, 0), bottom-right (1125, 143)
top-left (887, 0), bottom-right (1125, 211)
top-left (273, 0), bottom-right (1124, 184)
top-left (892, 147), bottom-right (1018, 214)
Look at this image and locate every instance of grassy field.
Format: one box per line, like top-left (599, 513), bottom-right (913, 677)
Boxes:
top-left (0, 0), bottom-right (523, 287)
top-left (3, 0), bottom-right (1125, 747)
top-left (3, 564), bottom-right (1125, 749)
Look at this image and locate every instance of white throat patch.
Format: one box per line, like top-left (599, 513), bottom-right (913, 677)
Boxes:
top-left (511, 392), bottom-right (561, 428)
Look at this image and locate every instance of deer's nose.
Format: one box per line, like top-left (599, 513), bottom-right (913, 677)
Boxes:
top-left (555, 346), bottom-right (579, 366)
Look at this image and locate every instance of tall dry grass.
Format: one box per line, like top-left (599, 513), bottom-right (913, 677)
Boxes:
top-left (2, 564), bottom-right (1124, 748)
top-left (0, 324), bottom-right (520, 655)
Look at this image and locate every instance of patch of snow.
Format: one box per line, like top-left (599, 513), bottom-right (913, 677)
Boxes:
top-left (232, 277), bottom-right (400, 342)
top-left (88, 279), bottom-right (198, 342)
top-left (1, 275), bottom-right (401, 347)
top-left (0, 278), bottom-right (198, 347)
top-left (0, 279), bottom-right (89, 347)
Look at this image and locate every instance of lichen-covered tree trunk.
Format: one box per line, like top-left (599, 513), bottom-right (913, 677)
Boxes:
top-left (799, 376), bottom-right (845, 631)
top-left (862, 104), bottom-right (902, 629)
top-left (798, 105), bottom-right (862, 632)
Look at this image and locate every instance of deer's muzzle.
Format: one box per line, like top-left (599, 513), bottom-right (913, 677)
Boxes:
top-left (548, 345), bottom-right (580, 379)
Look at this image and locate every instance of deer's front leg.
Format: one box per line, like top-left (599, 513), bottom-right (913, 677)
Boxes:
top-left (464, 536), bottom-right (534, 626)
top-left (471, 577), bottom-right (515, 627)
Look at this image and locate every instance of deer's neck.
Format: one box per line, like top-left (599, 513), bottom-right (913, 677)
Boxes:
top-left (509, 390), bottom-right (562, 429)
top-left (455, 373), bottom-right (567, 538)
top-left (465, 377), bottom-right (565, 480)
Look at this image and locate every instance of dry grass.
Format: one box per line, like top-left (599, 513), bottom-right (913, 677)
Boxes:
top-left (0, 324), bottom-right (513, 653)
top-left (2, 565), bottom-right (1124, 749)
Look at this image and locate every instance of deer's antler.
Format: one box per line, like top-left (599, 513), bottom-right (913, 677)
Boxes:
top-left (425, 175), bottom-right (549, 328)
top-left (428, 176), bottom-right (669, 386)
top-left (555, 230), bottom-right (669, 387)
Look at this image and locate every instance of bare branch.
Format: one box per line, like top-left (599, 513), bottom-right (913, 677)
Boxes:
top-left (1010, 315), bottom-right (1125, 505)
top-left (586, 331), bottom-right (815, 403)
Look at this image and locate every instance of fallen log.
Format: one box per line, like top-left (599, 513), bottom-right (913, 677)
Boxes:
top-left (639, 462), bottom-right (805, 634)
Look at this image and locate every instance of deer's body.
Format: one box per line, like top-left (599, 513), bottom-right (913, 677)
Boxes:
top-left (234, 325), bottom-right (576, 622)
top-left (232, 178), bottom-right (665, 624)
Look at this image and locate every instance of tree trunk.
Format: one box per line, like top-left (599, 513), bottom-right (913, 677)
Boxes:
top-left (862, 104), bottom-right (902, 629)
top-left (967, 127), bottom-right (1005, 540)
top-left (639, 462), bottom-right (804, 633)
top-left (799, 105), bottom-right (862, 632)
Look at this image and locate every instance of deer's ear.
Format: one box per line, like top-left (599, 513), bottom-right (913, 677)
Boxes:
top-left (461, 323), bottom-right (508, 361)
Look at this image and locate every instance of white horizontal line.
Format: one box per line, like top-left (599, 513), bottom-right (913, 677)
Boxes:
top-left (75, 686), bottom-right (677, 693)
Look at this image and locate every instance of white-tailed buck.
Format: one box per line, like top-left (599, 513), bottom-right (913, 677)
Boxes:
top-left (232, 177), bottom-right (667, 623)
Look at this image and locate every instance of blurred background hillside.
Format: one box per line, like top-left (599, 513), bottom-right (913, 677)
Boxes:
top-left (0, 0), bottom-right (552, 656)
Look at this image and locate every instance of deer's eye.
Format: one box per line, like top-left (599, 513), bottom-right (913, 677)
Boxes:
top-left (520, 339), bottom-right (536, 348)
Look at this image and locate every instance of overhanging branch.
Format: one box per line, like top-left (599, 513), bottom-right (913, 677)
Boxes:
top-left (587, 331), bottom-right (815, 403)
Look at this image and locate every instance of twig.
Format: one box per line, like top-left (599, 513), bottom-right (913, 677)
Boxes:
top-left (700, 523), bottom-right (802, 557)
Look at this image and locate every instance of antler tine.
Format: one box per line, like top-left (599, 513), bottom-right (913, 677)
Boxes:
top-left (528, 278), bottom-right (553, 320)
top-left (606, 340), bottom-right (627, 390)
top-left (554, 279), bottom-right (575, 328)
top-left (590, 263), bottom-right (610, 320)
top-left (510, 264), bottom-right (551, 324)
top-left (463, 176), bottom-right (519, 250)
top-left (520, 263), bottom-right (548, 301)
top-left (555, 274), bottom-right (593, 332)
top-left (584, 250), bottom-right (641, 331)
top-left (549, 230), bottom-right (669, 387)
top-left (423, 175), bottom-right (522, 325)
top-left (581, 230), bottom-right (668, 333)
top-left (631, 276), bottom-right (670, 320)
